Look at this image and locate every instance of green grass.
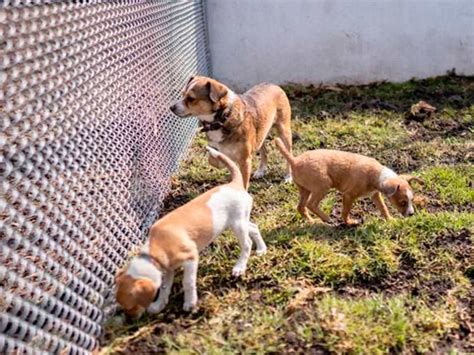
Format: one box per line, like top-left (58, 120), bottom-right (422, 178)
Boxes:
top-left (421, 166), bottom-right (474, 206)
top-left (306, 294), bottom-right (459, 354)
top-left (101, 75), bottom-right (473, 354)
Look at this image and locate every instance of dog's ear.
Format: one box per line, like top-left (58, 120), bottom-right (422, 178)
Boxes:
top-left (115, 268), bottom-right (126, 282)
top-left (399, 174), bottom-right (424, 187)
top-left (382, 180), bottom-right (399, 197)
top-left (132, 279), bottom-right (157, 308)
top-left (207, 81), bottom-right (227, 103)
top-left (182, 76), bottom-right (195, 94)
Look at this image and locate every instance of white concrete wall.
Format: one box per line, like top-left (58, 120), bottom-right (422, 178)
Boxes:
top-left (206, 0), bottom-right (474, 90)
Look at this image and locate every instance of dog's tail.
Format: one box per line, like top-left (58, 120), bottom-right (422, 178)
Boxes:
top-left (206, 146), bottom-right (243, 187)
top-left (274, 138), bottom-right (296, 167)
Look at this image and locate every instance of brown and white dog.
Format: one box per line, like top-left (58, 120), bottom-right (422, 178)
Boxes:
top-left (275, 139), bottom-right (422, 225)
top-left (170, 76), bottom-right (293, 189)
top-left (115, 147), bottom-right (267, 317)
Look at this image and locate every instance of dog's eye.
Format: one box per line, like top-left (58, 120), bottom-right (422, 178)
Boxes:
top-left (187, 97), bottom-right (195, 103)
top-left (400, 201), bottom-right (407, 207)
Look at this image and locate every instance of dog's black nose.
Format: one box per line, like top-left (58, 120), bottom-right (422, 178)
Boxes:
top-left (170, 104), bottom-right (176, 113)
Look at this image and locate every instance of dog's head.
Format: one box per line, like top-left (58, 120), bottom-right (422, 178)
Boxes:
top-left (381, 175), bottom-right (423, 217)
top-left (170, 76), bottom-right (233, 119)
top-left (115, 266), bottom-right (161, 318)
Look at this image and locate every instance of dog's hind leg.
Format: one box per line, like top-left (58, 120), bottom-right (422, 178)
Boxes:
top-left (231, 219), bottom-right (252, 276)
top-left (307, 189), bottom-right (331, 223)
top-left (297, 186), bottom-right (313, 222)
top-left (342, 194), bottom-right (358, 226)
top-left (248, 221), bottom-right (267, 255)
top-left (253, 143), bottom-right (268, 179)
top-left (275, 106), bottom-right (293, 182)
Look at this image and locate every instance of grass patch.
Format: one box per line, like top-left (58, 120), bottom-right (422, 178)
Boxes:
top-left (421, 165), bottom-right (474, 206)
top-left (101, 75), bottom-right (473, 354)
top-left (305, 294), bottom-right (458, 354)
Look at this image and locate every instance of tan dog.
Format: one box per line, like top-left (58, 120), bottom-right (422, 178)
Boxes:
top-left (170, 76), bottom-right (293, 189)
top-left (275, 139), bottom-right (422, 225)
top-left (115, 147), bottom-right (267, 317)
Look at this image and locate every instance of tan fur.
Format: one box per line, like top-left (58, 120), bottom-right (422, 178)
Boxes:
top-left (275, 139), bottom-right (421, 225)
top-left (116, 148), bottom-right (262, 317)
top-left (116, 189), bottom-right (216, 317)
top-left (170, 76), bottom-right (293, 189)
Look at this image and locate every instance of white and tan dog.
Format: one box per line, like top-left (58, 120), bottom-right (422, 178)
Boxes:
top-left (115, 147), bottom-right (267, 317)
top-left (170, 76), bottom-right (293, 189)
top-left (275, 138), bottom-right (422, 225)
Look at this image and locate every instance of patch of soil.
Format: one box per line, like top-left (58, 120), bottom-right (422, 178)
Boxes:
top-left (286, 74), bottom-right (474, 116)
top-left (417, 190), bottom-right (474, 214)
top-left (404, 116), bottom-right (473, 142)
top-left (283, 331), bottom-right (330, 355)
top-left (371, 228), bottom-right (472, 298)
top-left (159, 176), bottom-right (221, 215)
top-left (435, 286), bottom-right (474, 353)
top-left (324, 192), bottom-right (399, 225)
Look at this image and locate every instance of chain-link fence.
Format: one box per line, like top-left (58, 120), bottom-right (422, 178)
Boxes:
top-left (0, 1), bottom-right (210, 353)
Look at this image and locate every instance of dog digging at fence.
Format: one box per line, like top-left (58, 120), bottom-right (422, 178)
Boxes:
top-left (274, 138), bottom-right (423, 225)
top-left (115, 147), bottom-right (267, 318)
top-left (170, 75), bottom-right (293, 189)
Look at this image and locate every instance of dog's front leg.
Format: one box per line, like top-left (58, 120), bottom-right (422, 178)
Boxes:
top-left (239, 157), bottom-right (252, 190)
top-left (231, 222), bottom-right (252, 276)
top-left (182, 259), bottom-right (198, 312)
top-left (147, 270), bottom-right (175, 314)
top-left (371, 192), bottom-right (392, 220)
top-left (253, 143), bottom-right (268, 179)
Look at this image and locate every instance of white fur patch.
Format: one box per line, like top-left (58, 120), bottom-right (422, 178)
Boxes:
top-left (207, 129), bottom-right (225, 143)
top-left (127, 257), bottom-right (162, 286)
top-left (140, 241), bottom-right (150, 253)
top-left (227, 89), bottom-right (237, 104)
top-left (378, 166), bottom-right (398, 188)
top-left (173, 101), bottom-right (188, 117)
top-left (206, 146), bottom-right (220, 158)
top-left (253, 165), bottom-right (266, 179)
top-left (406, 190), bottom-right (414, 215)
top-left (206, 186), bottom-right (252, 239)
top-left (182, 259), bottom-right (198, 311)
top-left (197, 113), bottom-right (215, 122)
top-left (176, 101), bottom-right (186, 111)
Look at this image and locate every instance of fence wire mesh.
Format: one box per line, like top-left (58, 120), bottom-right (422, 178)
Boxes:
top-left (0, 1), bottom-right (210, 353)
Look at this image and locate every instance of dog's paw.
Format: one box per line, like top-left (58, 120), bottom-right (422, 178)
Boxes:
top-left (252, 169), bottom-right (266, 179)
top-left (344, 219), bottom-right (360, 226)
top-left (255, 246), bottom-right (267, 256)
top-left (182, 301), bottom-right (197, 312)
top-left (232, 264), bottom-right (246, 277)
top-left (147, 302), bottom-right (166, 314)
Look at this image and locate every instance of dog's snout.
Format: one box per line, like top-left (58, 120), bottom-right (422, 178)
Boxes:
top-left (170, 104), bottom-right (177, 113)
